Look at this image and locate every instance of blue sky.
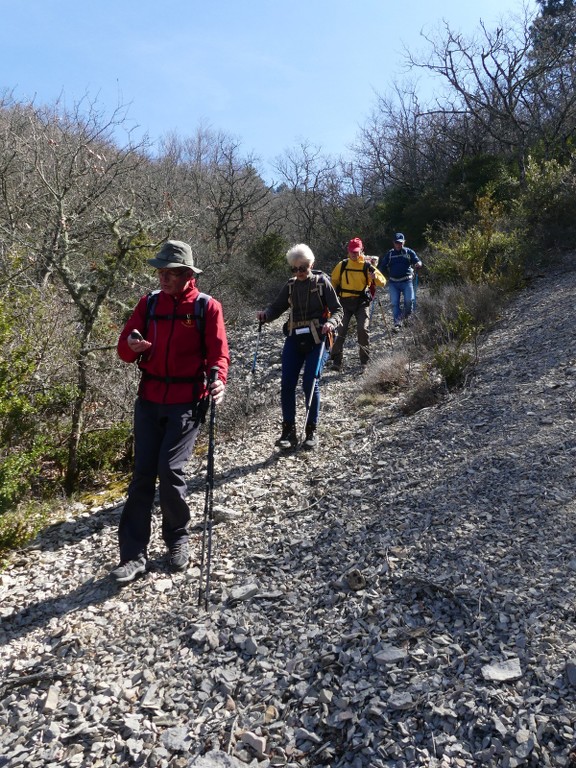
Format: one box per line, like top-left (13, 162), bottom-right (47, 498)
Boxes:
top-left (1, 0), bottom-right (538, 182)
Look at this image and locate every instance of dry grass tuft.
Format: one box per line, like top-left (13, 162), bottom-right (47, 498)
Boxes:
top-left (400, 371), bottom-right (444, 415)
top-left (356, 351), bottom-right (411, 406)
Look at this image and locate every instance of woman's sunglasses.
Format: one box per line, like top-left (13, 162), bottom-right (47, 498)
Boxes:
top-left (290, 265), bottom-right (309, 273)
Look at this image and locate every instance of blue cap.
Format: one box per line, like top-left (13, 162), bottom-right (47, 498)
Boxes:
top-left (394, 233), bottom-right (405, 242)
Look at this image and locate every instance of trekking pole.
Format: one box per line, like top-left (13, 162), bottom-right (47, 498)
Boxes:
top-left (252, 321), bottom-right (263, 373)
top-left (377, 294), bottom-right (394, 348)
top-left (301, 335), bottom-right (328, 443)
top-left (244, 322), bottom-right (263, 416)
top-left (198, 366), bottom-right (219, 610)
top-left (367, 259), bottom-right (377, 326)
top-left (413, 271), bottom-right (419, 312)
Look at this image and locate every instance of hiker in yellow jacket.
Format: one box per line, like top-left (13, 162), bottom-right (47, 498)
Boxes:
top-left (329, 237), bottom-right (386, 371)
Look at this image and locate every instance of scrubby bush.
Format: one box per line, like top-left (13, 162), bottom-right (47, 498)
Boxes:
top-left (433, 345), bottom-right (474, 388)
top-left (356, 351), bottom-right (411, 407)
top-left (247, 232), bottom-right (290, 272)
top-left (0, 500), bottom-right (52, 565)
top-left (400, 371), bottom-right (443, 415)
top-left (511, 155), bottom-right (576, 250)
top-left (426, 191), bottom-right (525, 288)
top-left (73, 422), bottom-right (133, 486)
top-left (410, 283), bottom-right (503, 356)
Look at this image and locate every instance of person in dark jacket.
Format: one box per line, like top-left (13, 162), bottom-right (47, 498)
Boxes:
top-left (256, 243), bottom-right (342, 450)
top-left (378, 233), bottom-right (422, 330)
top-left (112, 240), bottom-right (230, 584)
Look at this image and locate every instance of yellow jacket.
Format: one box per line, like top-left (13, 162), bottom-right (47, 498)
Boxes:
top-left (330, 256), bottom-right (386, 300)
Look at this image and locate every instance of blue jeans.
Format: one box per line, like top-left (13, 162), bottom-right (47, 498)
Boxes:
top-left (118, 398), bottom-right (202, 561)
top-left (281, 334), bottom-right (328, 426)
top-left (388, 280), bottom-right (415, 324)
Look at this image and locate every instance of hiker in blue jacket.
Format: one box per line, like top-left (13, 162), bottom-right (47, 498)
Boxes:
top-left (378, 233), bottom-right (422, 330)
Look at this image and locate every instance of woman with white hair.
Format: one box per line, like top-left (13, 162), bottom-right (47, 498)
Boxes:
top-left (257, 243), bottom-right (342, 449)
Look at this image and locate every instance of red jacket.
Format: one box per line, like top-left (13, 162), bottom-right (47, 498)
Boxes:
top-left (118, 281), bottom-right (230, 404)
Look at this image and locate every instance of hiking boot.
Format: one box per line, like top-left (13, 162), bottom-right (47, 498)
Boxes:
top-left (276, 422), bottom-right (297, 449)
top-left (330, 355), bottom-right (342, 371)
top-left (111, 556), bottom-right (147, 584)
top-left (169, 538), bottom-right (190, 571)
top-left (303, 424), bottom-right (317, 450)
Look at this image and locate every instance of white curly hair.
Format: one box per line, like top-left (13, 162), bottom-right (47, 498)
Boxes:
top-left (286, 243), bottom-right (315, 267)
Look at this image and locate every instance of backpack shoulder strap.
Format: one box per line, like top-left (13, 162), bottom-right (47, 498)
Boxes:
top-left (311, 269), bottom-right (326, 286)
top-left (146, 289), bottom-right (212, 355)
top-left (144, 290), bottom-right (161, 336)
top-left (287, 277), bottom-right (297, 302)
top-left (396, 247), bottom-right (410, 262)
top-left (286, 277), bottom-right (299, 335)
top-left (337, 258), bottom-right (370, 298)
top-left (339, 258), bottom-right (368, 281)
top-left (311, 271), bottom-right (333, 321)
top-left (194, 292), bottom-right (212, 358)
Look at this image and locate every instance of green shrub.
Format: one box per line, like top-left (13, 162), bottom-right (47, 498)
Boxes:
top-left (74, 422), bottom-right (133, 485)
top-left (0, 305), bottom-right (36, 445)
top-left (511, 154), bottom-right (576, 250)
top-left (433, 345), bottom-right (474, 388)
top-left (426, 191), bottom-right (525, 287)
top-left (410, 283), bottom-right (503, 356)
top-left (0, 443), bottom-right (49, 513)
top-left (441, 304), bottom-right (481, 347)
top-left (431, 304), bottom-right (482, 389)
top-left (0, 500), bottom-right (52, 566)
top-left (247, 232), bottom-right (290, 272)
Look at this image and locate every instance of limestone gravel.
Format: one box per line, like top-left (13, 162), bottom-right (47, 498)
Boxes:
top-left (1, 256), bottom-right (576, 767)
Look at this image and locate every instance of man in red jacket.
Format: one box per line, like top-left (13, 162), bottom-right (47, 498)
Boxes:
top-left (112, 240), bottom-right (230, 584)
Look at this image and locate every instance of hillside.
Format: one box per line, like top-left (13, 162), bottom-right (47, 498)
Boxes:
top-left (1, 258), bottom-right (575, 768)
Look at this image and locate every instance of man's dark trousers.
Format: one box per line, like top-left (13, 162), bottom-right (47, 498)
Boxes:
top-left (118, 398), bottom-right (202, 562)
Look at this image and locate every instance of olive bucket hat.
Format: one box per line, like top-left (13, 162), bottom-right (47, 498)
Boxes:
top-left (147, 240), bottom-right (202, 273)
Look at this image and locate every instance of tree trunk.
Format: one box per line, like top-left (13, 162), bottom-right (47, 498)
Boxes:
top-left (64, 347), bottom-right (89, 494)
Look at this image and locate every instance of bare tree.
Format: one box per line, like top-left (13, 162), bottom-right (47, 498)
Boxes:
top-left (0, 96), bottom-right (174, 492)
top-left (405, 6), bottom-right (576, 180)
top-left (526, 1), bottom-right (576, 159)
top-left (272, 141), bottom-right (340, 245)
top-left (157, 129), bottom-right (273, 270)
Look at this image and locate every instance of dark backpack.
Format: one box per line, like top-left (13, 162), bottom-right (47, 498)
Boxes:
top-left (337, 258), bottom-right (372, 302)
top-left (285, 271), bottom-right (332, 342)
top-left (144, 289), bottom-right (211, 358)
top-left (287, 270), bottom-right (332, 318)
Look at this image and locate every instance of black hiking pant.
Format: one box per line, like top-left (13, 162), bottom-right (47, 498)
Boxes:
top-left (118, 397), bottom-right (202, 562)
top-left (331, 297), bottom-right (371, 365)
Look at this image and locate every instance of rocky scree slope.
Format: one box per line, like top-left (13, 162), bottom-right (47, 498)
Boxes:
top-left (0, 259), bottom-right (575, 768)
